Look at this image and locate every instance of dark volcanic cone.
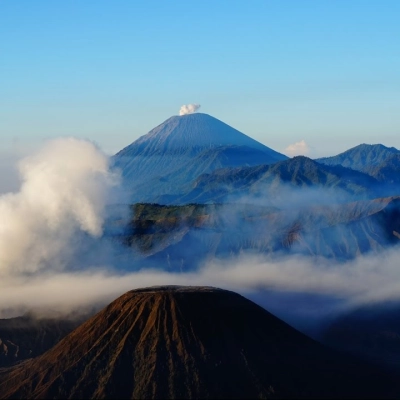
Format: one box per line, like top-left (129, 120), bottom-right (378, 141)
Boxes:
top-left (0, 286), bottom-right (396, 399)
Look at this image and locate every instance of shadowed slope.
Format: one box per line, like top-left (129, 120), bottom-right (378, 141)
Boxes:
top-left (175, 156), bottom-right (380, 205)
top-left (0, 314), bottom-right (81, 368)
top-left (363, 153), bottom-right (400, 184)
top-left (322, 302), bottom-right (400, 371)
top-left (0, 287), bottom-right (396, 399)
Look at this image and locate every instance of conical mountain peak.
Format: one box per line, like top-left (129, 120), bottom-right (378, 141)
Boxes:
top-left (117, 113), bottom-right (283, 157)
top-left (113, 113), bottom-right (287, 202)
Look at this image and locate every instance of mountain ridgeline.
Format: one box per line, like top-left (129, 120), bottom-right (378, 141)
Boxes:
top-left (174, 156), bottom-right (383, 205)
top-left (317, 143), bottom-right (400, 172)
top-left (113, 115), bottom-right (400, 205)
top-left (317, 144), bottom-right (400, 186)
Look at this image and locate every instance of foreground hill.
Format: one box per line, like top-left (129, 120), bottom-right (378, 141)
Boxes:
top-left (117, 196), bottom-right (400, 268)
top-left (0, 286), bottom-right (396, 399)
top-left (0, 314), bottom-right (87, 368)
top-left (112, 113), bottom-right (287, 202)
top-left (321, 302), bottom-right (400, 371)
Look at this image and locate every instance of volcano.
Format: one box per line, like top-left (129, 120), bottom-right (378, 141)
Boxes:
top-left (113, 113), bottom-right (287, 202)
top-left (0, 286), bottom-right (396, 399)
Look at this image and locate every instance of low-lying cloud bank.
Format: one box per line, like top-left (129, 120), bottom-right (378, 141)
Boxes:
top-left (2, 250), bottom-right (400, 319)
top-left (1, 138), bottom-right (400, 327)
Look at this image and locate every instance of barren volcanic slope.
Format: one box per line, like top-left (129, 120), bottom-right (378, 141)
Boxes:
top-left (0, 287), bottom-right (397, 399)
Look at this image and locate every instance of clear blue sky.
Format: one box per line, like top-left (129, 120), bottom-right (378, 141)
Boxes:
top-left (1, 0), bottom-right (399, 157)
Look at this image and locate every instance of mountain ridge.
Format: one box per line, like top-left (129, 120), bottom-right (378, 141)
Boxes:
top-left (317, 143), bottom-right (400, 172)
top-left (170, 155), bottom-right (380, 205)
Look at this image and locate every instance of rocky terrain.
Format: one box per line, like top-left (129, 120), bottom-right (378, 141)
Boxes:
top-left (114, 196), bottom-right (400, 270)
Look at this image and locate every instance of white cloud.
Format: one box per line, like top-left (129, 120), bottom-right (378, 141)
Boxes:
top-left (2, 249), bottom-right (400, 319)
top-left (284, 140), bottom-right (311, 157)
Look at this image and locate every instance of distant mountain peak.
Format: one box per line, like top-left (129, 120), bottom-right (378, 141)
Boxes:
top-left (113, 114), bottom-right (287, 202)
top-left (275, 155), bottom-right (322, 171)
top-left (116, 113), bottom-right (281, 157)
top-left (352, 143), bottom-right (396, 150)
top-left (287, 155), bottom-right (316, 163)
top-left (317, 143), bottom-right (400, 172)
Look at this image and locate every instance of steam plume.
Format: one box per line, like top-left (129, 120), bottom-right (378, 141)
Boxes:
top-left (0, 138), bottom-right (119, 277)
top-left (179, 104), bottom-right (201, 116)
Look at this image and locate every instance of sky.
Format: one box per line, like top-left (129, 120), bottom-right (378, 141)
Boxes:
top-left (1, 0), bottom-right (399, 158)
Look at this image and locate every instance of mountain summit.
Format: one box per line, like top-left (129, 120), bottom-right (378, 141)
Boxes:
top-left (317, 144), bottom-right (400, 172)
top-left (113, 113), bottom-right (287, 202)
top-left (316, 144), bottom-right (400, 192)
top-left (116, 113), bottom-right (284, 158)
top-left (0, 286), bottom-right (395, 399)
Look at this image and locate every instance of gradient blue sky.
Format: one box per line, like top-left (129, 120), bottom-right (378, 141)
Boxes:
top-left (1, 0), bottom-right (399, 157)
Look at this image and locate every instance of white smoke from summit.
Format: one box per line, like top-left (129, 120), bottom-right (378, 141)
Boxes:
top-left (179, 104), bottom-right (201, 116)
